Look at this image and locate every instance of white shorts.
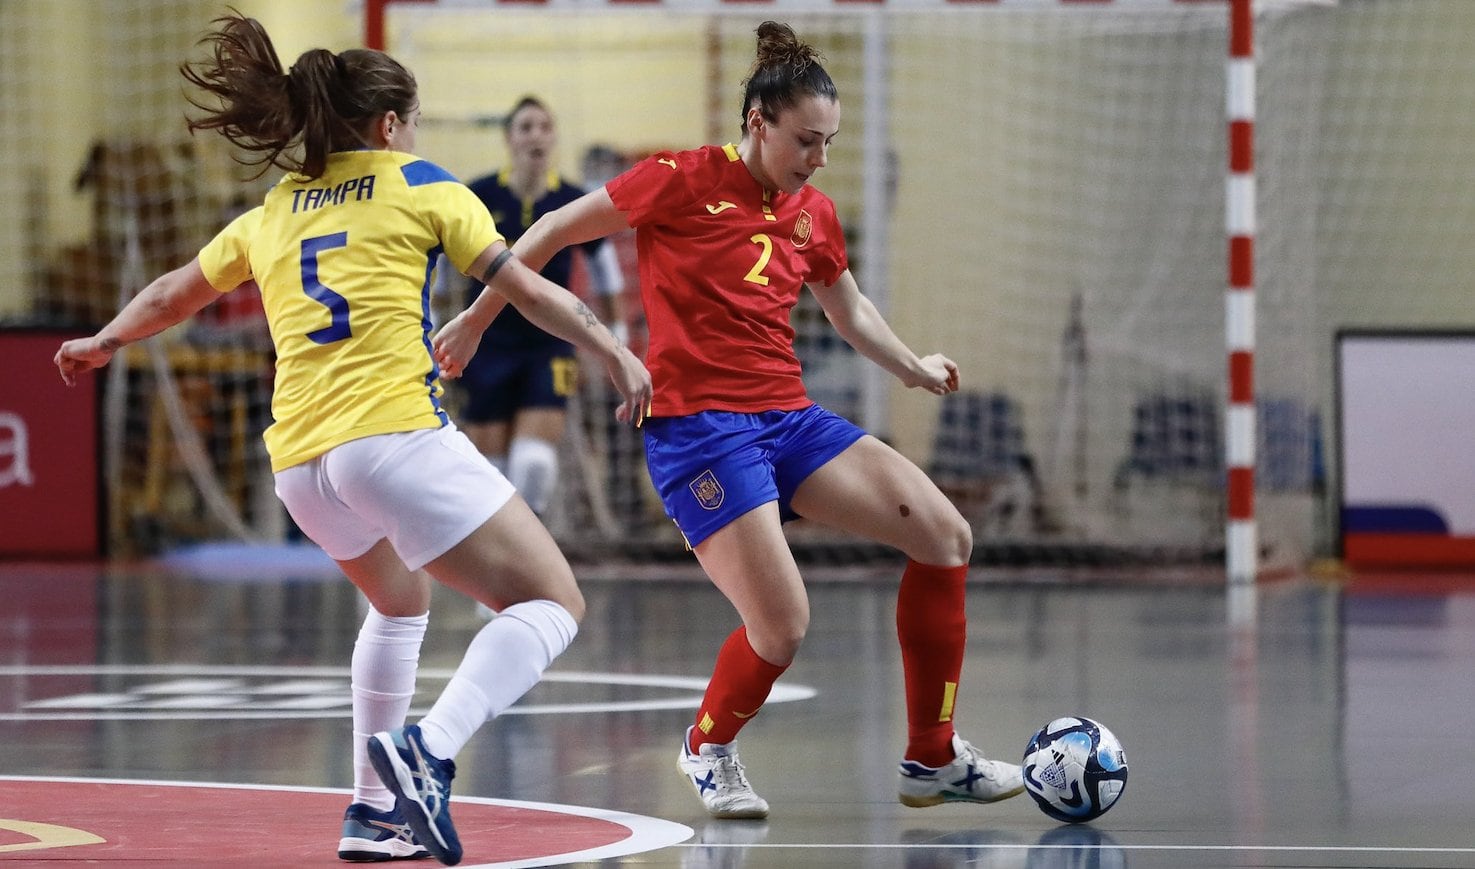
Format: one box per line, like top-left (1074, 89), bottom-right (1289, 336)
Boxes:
top-left (273, 425), bottom-right (516, 571)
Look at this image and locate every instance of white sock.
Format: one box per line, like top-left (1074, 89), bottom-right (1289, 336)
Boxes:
top-left (351, 607), bottom-right (428, 809)
top-left (508, 436), bottom-right (558, 516)
top-left (416, 599), bottom-right (577, 760)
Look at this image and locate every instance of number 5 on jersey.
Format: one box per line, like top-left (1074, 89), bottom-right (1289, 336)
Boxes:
top-left (302, 232), bottom-right (351, 344)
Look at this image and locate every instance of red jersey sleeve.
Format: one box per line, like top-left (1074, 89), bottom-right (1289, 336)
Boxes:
top-left (606, 150), bottom-right (701, 227)
top-left (803, 198), bottom-right (848, 288)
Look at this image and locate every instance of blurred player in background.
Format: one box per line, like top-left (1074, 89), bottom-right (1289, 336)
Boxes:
top-left (434, 20), bottom-right (1023, 821)
top-left (446, 97), bottom-right (629, 524)
top-left (54, 12), bottom-right (649, 865)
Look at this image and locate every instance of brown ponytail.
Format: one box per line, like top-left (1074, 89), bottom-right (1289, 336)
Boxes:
top-left (180, 11), bottom-right (417, 181)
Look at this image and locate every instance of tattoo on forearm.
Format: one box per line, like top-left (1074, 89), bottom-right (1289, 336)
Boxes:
top-left (573, 300), bottom-right (598, 329)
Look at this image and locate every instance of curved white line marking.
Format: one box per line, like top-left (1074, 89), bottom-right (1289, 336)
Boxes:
top-left (0, 775), bottom-right (692, 867)
top-left (689, 843), bottom-right (1475, 855)
top-left (0, 665), bottom-right (817, 721)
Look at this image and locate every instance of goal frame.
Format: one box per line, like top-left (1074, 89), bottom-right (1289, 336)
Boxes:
top-left (364, 0), bottom-right (1263, 584)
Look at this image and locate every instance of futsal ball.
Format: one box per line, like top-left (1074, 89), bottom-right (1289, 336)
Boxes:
top-left (1021, 716), bottom-right (1128, 823)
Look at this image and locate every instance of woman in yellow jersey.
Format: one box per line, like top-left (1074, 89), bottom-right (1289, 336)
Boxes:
top-left (53, 13), bottom-right (649, 867)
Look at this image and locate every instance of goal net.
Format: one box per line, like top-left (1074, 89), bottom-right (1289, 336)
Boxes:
top-left (9, 0), bottom-right (1475, 572)
top-left (2, 2), bottom-right (284, 555)
top-left (389, 0), bottom-right (1317, 568)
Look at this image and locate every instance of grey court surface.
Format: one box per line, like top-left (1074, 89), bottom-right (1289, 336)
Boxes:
top-left (3, 554), bottom-right (1475, 868)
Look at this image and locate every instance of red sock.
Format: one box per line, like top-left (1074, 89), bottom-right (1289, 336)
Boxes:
top-left (896, 560), bottom-right (968, 767)
top-left (689, 626), bottom-right (788, 752)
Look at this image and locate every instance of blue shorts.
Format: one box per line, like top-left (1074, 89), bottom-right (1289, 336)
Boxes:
top-left (643, 404), bottom-right (867, 548)
top-left (455, 346), bottom-right (577, 423)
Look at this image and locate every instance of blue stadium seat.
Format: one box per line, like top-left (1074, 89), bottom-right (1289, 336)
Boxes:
top-left (1113, 391), bottom-right (1223, 489)
top-left (1257, 397), bottom-right (1325, 493)
top-left (928, 390), bottom-right (1039, 534)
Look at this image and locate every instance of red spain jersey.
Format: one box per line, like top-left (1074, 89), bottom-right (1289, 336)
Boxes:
top-left (607, 144), bottom-right (848, 416)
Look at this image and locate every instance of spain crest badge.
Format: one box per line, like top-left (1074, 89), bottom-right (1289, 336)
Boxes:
top-left (791, 209), bottom-right (813, 248)
top-left (689, 469), bottom-right (725, 510)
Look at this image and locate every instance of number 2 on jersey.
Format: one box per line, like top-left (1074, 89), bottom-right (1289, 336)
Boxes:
top-left (301, 232), bottom-right (351, 344)
top-left (744, 233), bottom-right (773, 286)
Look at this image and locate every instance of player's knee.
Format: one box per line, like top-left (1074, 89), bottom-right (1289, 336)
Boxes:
top-left (537, 564), bottom-right (586, 624)
top-left (500, 598), bottom-right (582, 662)
top-left (509, 436), bottom-right (559, 515)
top-left (498, 580), bottom-right (584, 623)
top-left (940, 507), bottom-right (973, 564)
top-left (550, 588), bottom-right (585, 624)
top-left (749, 613), bottom-right (808, 665)
top-left (912, 505), bottom-right (973, 567)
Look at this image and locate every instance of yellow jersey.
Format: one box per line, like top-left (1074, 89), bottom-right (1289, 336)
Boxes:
top-left (199, 150), bottom-right (501, 471)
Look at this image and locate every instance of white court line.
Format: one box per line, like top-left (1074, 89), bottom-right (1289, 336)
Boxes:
top-left (0, 775), bottom-right (693, 868)
top-left (7, 775), bottom-right (1468, 861)
top-left (687, 843), bottom-right (1475, 855)
top-left (0, 664), bottom-right (816, 721)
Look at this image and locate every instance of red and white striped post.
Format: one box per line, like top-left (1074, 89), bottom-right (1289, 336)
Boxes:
top-left (1225, 0), bottom-right (1256, 585)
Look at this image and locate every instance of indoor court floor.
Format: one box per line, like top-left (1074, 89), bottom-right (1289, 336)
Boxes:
top-left (4, 550), bottom-right (1475, 868)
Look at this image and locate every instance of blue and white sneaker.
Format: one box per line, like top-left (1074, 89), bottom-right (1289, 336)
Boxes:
top-left (898, 733), bottom-right (1025, 808)
top-left (368, 725), bottom-right (462, 866)
top-left (676, 725), bottom-right (769, 820)
top-left (337, 802), bottom-right (431, 862)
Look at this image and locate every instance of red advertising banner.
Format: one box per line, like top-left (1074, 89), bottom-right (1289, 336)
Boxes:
top-left (0, 330), bottom-right (101, 557)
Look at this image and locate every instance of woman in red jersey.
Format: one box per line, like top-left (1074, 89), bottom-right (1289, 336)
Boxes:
top-left (434, 20), bottom-right (1023, 820)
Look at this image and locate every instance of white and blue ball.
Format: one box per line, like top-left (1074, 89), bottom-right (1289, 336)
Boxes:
top-left (1022, 716), bottom-right (1128, 823)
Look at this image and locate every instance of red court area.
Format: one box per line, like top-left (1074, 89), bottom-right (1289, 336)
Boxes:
top-left (0, 778), bottom-right (634, 866)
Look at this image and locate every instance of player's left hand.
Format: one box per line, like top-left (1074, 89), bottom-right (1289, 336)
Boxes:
top-left (606, 346), bottom-right (653, 427)
top-left (431, 312), bottom-right (480, 380)
top-left (906, 353), bottom-right (960, 396)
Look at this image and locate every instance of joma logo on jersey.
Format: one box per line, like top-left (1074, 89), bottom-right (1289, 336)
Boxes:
top-left (791, 210), bottom-right (813, 247)
top-left (291, 174), bottom-right (376, 213)
top-left (689, 470), bottom-right (724, 510)
top-left (706, 201), bottom-right (737, 215)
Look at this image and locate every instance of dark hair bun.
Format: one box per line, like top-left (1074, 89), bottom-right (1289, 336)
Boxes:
top-left (754, 21), bottom-right (821, 77)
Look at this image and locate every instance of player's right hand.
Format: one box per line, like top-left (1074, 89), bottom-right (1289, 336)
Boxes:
top-left (54, 337), bottom-right (115, 387)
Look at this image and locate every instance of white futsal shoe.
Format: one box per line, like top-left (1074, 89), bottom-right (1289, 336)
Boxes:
top-left (676, 726), bottom-right (770, 820)
top-left (898, 733), bottom-right (1025, 807)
